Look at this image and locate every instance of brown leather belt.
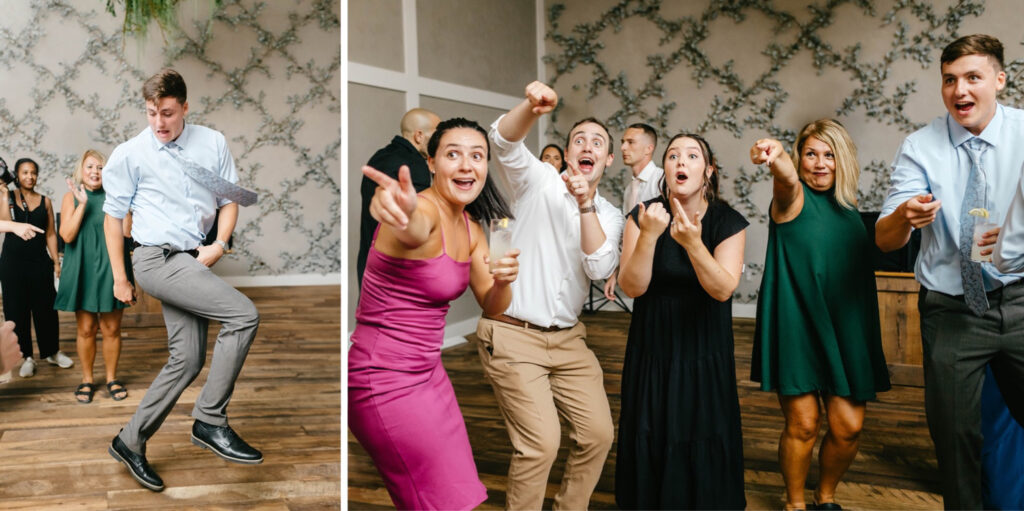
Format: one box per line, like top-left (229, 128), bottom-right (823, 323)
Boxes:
top-left (485, 313), bottom-right (569, 333)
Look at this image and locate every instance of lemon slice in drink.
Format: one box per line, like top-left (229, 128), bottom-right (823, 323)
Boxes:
top-left (968, 208), bottom-right (990, 218)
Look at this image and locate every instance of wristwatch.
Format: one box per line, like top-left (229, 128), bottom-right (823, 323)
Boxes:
top-left (579, 204), bottom-right (597, 214)
top-left (213, 239), bottom-right (229, 252)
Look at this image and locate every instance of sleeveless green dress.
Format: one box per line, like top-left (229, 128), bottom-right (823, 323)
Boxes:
top-left (752, 183), bottom-right (890, 401)
top-left (54, 189), bottom-right (131, 313)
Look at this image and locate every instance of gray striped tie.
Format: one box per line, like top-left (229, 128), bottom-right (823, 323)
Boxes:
top-left (166, 145), bottom-right (257, 206)
top-left (958, 137), bottom-right (989, 316)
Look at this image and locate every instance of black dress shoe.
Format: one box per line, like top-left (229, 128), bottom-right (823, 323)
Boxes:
top-left (810, 503), bottom-right (843, 510)
top-left (108, 435), bottom-right (164, 491)
top-left (191, 419), bottom-right (263, 464)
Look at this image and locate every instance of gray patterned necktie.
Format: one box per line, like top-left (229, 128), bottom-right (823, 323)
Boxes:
top-left (958, 137), bottom-right (989, 316)
top-left (165, 145), bottom-right (258, 206)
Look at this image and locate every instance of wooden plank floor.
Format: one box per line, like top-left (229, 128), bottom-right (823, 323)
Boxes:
top-left (348, 313), bottom-right (943, 510)
top-left (0, 285), bottom-right (341, 510)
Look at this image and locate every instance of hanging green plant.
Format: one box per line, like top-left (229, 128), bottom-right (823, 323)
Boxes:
top-left (104, 0), bottom-right (223, 39)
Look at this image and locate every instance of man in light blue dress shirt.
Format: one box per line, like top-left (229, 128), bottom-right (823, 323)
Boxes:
top-left (102, 69), bottom-right (262, 492)
top-left (876, 35), bottom-right (1024, 509)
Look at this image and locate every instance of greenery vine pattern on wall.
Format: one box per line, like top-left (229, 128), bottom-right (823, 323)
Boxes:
top-left (543, 0), bottom-right (1024, 302)
top-left (0, 0), bottom-right (339, 275)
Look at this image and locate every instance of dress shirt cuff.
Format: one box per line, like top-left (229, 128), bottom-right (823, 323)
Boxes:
top-left (488, 115), bottom-right (518, 152)
top-left (102, 200), bottom-right (129, 219)
top-left (488, 114), bottom-right (551, 197)
top-left (582, 236), bottom-right (619, 280)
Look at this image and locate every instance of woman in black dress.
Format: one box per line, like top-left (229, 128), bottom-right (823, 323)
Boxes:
top-left (616, 133), bottom-right (749, 509)
top-left (0, 158), bottom-right (67, 378)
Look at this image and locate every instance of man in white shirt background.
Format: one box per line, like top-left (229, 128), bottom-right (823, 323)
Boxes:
top-left (603, 123), bottom-right (663, 300)
top-left (475, 80), bottom-right (624, 510)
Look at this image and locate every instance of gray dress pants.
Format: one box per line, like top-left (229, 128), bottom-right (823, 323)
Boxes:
top-left (118, 246), bottom-right (260, 453)
top-left (919, 281), bottom-right (1024, 509)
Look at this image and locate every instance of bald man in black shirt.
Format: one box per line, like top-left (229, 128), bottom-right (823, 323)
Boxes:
top-left (357, 108), bottom-right (440, 289)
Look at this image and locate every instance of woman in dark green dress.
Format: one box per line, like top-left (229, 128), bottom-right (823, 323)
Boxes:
top-left (55, 150), bottom-right (132, 403)
top-left (616, 134), bottom-right (748, 509)
top-left (750, 120), bottom-right (890, 510)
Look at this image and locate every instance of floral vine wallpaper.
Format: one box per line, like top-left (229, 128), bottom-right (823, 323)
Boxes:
top-left (542, 0), bottom-right (1024, 303)
top-left (0, 0), bottom-right (340, 277)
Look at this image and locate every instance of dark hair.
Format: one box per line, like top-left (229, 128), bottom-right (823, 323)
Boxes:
top-left (566, 117), bottom-right (614, 155)
top-left (660, 133), bottom-right (719, 203)
top-left (426, 117), bottom-right (514, 224)
top-left (142, 68), bottom-right (187, 104)
top-left (941, 34), bottom-right (1004, 71)
top-left (540, 143), bottom-right (566, 171)
top-left (12, 158), bottom-right (39, 189)
top-left (627, 123), bottom-right (658, 150)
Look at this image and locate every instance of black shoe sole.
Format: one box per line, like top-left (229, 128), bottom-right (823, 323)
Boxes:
top-left (108, 445), bottom-right (165, 492)
top-left (190, 434), bottom-right (264, 465)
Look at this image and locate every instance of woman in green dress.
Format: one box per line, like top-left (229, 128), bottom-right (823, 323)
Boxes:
top-left (56, 149), bottom-right (132, 403)
top-left (750, 120), bottom-right (890, 510)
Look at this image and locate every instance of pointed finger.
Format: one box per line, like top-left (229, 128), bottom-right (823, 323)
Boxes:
top-left (363, 165), bottom-right (397, 189)
top-left (29, 225), bottom-right (44, 233)
top-left (397, 165), bottom-right (415, 195)
top-left (671, 197), bottom-right (685, 219)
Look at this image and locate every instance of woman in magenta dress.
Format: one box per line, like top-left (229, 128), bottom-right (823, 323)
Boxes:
top-left (350, 118), bottom-right (519, 510)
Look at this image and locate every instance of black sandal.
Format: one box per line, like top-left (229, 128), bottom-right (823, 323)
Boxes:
top-left (75, 383), bottom-right (96, 404)
top-left (106, 380), bottom-right (128, 401)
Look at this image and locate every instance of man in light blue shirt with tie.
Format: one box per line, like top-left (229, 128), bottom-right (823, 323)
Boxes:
top-left (103, 68), bottom-right (262, 492)
top-left (877, 35), bottom-right (1024, 509)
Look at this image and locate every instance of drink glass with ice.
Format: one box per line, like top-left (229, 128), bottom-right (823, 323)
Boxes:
top-left (489, 218), bottom-right (514, 272)
top-left (971, 219), bottom-right (999, 263)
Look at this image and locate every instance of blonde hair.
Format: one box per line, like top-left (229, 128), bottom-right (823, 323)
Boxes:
top-left (793, 119), bottom-right (859, 209)
top-left (73, 149), bottom-right (106, 187)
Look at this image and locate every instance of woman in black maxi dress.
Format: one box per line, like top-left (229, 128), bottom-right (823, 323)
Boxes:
top-left (616, 134), bottom-right (749, 509)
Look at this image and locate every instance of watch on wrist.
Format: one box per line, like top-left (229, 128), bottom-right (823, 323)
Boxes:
top-left (579, 204), bottom-right (597, 214)
top-left (213, 239), bottom-right (229, 252)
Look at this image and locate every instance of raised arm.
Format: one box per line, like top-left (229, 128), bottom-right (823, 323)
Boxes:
top-left (619, 202), bottom-right (670, 297)
top-left (876, 139), bottom-right (940, 252)
top-left (363, 165), bottom-right (434, 249)
top-left (59, 180), bottom-right (89, 243)
top-left (670, 198), bottom-right (745, 302)
top-left (751, 138), bottom-right (802, 223)
top-left (496, 81), bottom-right (558, 144)
top-left (876, 194), bottom-right (941, 252)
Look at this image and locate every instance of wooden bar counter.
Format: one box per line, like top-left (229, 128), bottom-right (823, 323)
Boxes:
top-left (875, 271), bottom-right (923, 386)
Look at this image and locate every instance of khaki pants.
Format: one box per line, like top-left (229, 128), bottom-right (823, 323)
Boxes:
top-left (476, 318), bottom-right (613, 511)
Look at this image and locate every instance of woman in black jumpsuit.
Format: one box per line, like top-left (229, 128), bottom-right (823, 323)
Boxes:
top-left (0, 158), bottom-right (65, 376)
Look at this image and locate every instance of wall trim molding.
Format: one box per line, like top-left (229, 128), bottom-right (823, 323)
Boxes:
top-left (535, 0), bottom-right (549, 146)
top-left (222, 273), bottom-right (341, 288)
top-left (733, 302), bottom-right (757, 319)
top-left (349, 62), bottom-right (521, 111)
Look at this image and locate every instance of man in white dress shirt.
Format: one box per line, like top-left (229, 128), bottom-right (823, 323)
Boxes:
top-left (475, 81), bottom-right (624, 510)
top-left (603, 123), bottom-right (663, 300)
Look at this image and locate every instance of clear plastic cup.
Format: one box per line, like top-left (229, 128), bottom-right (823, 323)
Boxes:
top-left (971, 219), bottom-right (999, 262)
top-left (489, 218), bottom-right (514, 272)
